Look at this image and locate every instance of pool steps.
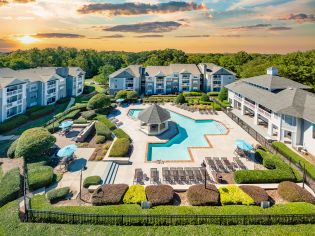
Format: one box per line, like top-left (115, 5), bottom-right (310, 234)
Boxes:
top-left (101, 161), bottom-right (119, 184)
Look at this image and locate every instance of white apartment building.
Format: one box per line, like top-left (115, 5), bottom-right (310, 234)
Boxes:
top-left (226, 67), bottom-right (315, 156)
top-left (0, 67), bottom-right (85, 123)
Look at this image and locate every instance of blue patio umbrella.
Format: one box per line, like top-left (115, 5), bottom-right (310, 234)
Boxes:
top-left (59, 120), bottom-right (73, 129)
top-left (236, 139), bottom-right (253, 152)
top-left (57, 144), bottom-right (77, 157)
top-left (116, 98), bottom-right (125, 103)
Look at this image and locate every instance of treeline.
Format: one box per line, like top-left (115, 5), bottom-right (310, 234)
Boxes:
top-left (0, 48), bottom-right (314, 87)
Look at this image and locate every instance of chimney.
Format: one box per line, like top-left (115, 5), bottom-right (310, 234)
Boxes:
top-left (267, 67), bottom-right (278, 76)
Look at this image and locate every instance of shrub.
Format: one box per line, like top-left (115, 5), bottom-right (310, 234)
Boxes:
top-left (207, 92), bottom-right (219, 97)
top-left (15, 128), bottom-right (56, 160)
top-left (0, 115), bottom-right (28, 133)
top-left (0, 168), bottom-right (21, 207)
top-left (113, 128), bottom-right (130, 140)
top-left (96, 115), bottom-right (116, 130)
top-left (200, 94), bottom-right (210, 102)
top-left (83, 85), bottom-right (95, 94)
top-left (28, 106), bottom-right (54, 119)
top-left (63, 109), bottom-right (80, 120)
top-left (81, 110), bottom-right (96, 120)
top-left (187, 184), bottom-right (219, 206)
top-left (91, 184), bottom-right (129, 205)
top-left (109, 138), bottom-right (130, 157)
top-left (95, 121), bottom-right (112, 139)
top-left (218, 88), bottom-right (228, 101)
top-left (145, 185), bottom-right (174, 206)
top-left (212, 102), bottom-right (222, 111)
top-left (46, 187), bottom-right (70, 203)
top-left (278, 181), bottom-right (315, 204)
top-left (239, 185), bottom-right (269, 205)
top-left (83, 176), bottom-right (102, 188)
top-left (95, 135), bottom-right (106, 144)
top-left (272, 142), bottom-right (315, 179)
top-left (115, 90), bottom-right (128, 99)
top-left (123, 185), bottom-right (147, 204)
top-left (234, 150), bottom-right (302, 184)
top-left (7, 139), bottom-right (18, 158)
top-left (73, 117), bottom-right (87, 124)
top-left (126, 91), bottom-right (138, 101)
top-left (183, 91), bottom-right (203, 97)
top-left (103, 143), bottom-right (111, 150)
top-left (175, 93), bottom-right (186, 104)
top-left (28, 165), bottom-right (54, 191)
top-left (219, 185), bottom-right (254, 206)
top-left (87, 94), bottom-right (111, 110)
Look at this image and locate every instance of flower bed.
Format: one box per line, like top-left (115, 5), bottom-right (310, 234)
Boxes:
top-left (123, 185), bottom-right (147, 204)
top-left (219, 185), bottom-right (254, 206)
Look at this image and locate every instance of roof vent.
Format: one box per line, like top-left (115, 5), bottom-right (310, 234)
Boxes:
top-left (267, 67), bottom-right (278, 76)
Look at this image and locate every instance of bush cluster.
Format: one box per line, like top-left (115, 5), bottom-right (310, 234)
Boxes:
top-left (28, 165), bottom-right (54, 191)
top-left (95, 135), bottom-right (106, 144)
top-left (83, 85), bottom-right (96, 94)
top-left (145, 185), bottom-right (174, 206)
top-left (234, 149), bottom-right (302, 184)
top-left (0, 115), bottom-right (28, 133)
top-left (272, 142), bottom-right (315, 179)
top-left (219, 185), bottom-right (254, 206)
top-left (7, 139), bottom-right (18, 158)
top-left (239, 185), bottom-right (269, 205)
top-left (87, 94), bottom-right (111, 110)
top-left (83, 176), bottom-right (102, 188)
top-left (73, 117), bottom-right (87, 124)
top-left (183, 91), bottom-right (203, 97)
top-left (81, 110), bottom-right (96, 120)
top-left (95, 121), bottom-right (112, 140)
top-left (0, 168), bottom-right (21, 207)
top-left (109, 138), bottom-right (130, 157)
top-left (91, 184), bottom-right (129, 205)
top-left (96, 115), bottom-right (116, 130)
top-left (115, 90), bottom-right (139, 101)
top-left (187, 184), bottom-right (219, 206)
top-left (113, 128), bottom-right (130, 140)
top-left (175, 93), bottom-right (186, 104)
top-left (123, 185), bottom-right (147, 204)
top-left (278, 181), bottom-right (315, 204)
top-left (27, 106), bottom-right (55, 120)
top-left (46, 187), bottom-right (70, 203)
top-left (207, 92), bottom-right (220, 97)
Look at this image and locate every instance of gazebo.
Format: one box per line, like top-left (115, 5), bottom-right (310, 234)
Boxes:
top-left (138, 104), bottom-right (170, 135)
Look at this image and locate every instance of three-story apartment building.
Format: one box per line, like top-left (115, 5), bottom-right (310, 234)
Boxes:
top-left (0, 67), bottom-right (85, 122)
top-left (226, 67), bottom-right (315, 156)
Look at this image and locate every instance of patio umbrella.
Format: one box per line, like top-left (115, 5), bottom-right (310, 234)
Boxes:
top-left (116, 98), bottom-right (125, 103)
top-left (59, 120), bottom-right (73, 129)
top-left (236, 139), bottom-right (253, 152)
top-left (57, 144), bottom-right (77, 157)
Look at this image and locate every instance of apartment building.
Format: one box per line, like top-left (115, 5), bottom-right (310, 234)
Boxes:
top-left (0, 67), bottom-right (85, 122)
top-left (109, 63), bottom-right (234, 95)
top-left (226, 67), bottom-right (315, 156)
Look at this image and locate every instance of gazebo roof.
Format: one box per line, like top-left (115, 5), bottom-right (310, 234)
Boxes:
top-left (138, 104), bottom-right (170, 124)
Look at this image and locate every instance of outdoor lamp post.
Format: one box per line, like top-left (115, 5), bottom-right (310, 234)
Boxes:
top-left (79, 164), bottom-right (87, 200)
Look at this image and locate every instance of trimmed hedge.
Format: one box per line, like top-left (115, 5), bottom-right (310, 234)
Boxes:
top-left (219, 185), bottom-right (254, 206)
top-left (278, 181), bottom-right (315, 204)
top-left (7, 139), bottom-right (18, 158)
top-left (87, 94), bottom-right (111, 110)
top-left (73, 117), bottom-right (87, 124)
top-left (63, 109), bottom-right (80, 120)
top-left (239, 185), bottom-right (269, 205)
top-left (81, 110), bottom-right (96, 120)
top-left (207, 92), bottom-right (219, 97)
top-left (123, 185), bottom-right (147, 204)
top-left (0, 115), bottom-right (28, 133)
top-left (0, 168), bottom-right (21, 207)
top-left (46, 187), bottom-right (70, 203)
top-left (28, 106), bottom-right (54, 119)
top-left (113, 128), bottom-right (130, 140)
top-left (145, 185), bottom-right (174, 206)
top-left (109, 138), bottom-right (130, 157)
top-left (187, 184), bottom-right (219, 206)
top-left (28, 165), bottom-right (54, 191)
top-left (91, 184), bottom-right (129, 205)
top-left (95, 135), bottom-right (106, 144)
top-left (183, 91), bottom-right (203, 97)
top-left (234, 150), bottom-right (302, 184)
top-left (83, 176), bottom-right (102, 188)
top-left (272, 141), bottom-right (315, 179)
top-left (96, 115), bottom-right (116, 130)
top-left (95, 121), bottom-right (112, 139)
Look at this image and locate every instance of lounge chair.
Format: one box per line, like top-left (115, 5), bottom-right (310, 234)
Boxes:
top-left (133, 168), bottom-right (143, 184)
top-left (214, 158), bottom-right (228, 173)
top-left (221, 157), bottom-right (235, 172)
top-left (170, 167), bottom-right (179, 182)
top-left (150, 168), bottom-right (159, 184)
top-left (162, 167), bottom-right (171, 183)
top-left (176, 167), bottom-right (186, 183)
top-left (200, 167), bottom-right (211, 181)
top-left (206, 157), bottom-right (220, 172)
top-left (234, 157), bottom-right (247, 170)
top-left (184, 167), bottom-right (195, 183)
top-left (192, 168), bottom-right (203, 183)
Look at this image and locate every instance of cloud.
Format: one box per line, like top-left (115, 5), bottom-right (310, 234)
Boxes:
top-left (0, 0), bottom-right (35, 6)
top-left (268, 26), bottom-right (292, 31)
top-left (77, 1), bottom-right (206, 16)
top-left (135, 35), bottom-right (164, 38)
top-left (175, 35), bottom-right (210, 38)
top-left (102, 34), bottom-right (125, 38)
top-left (279, 13), bottom-right (315, 23)
top-left (103, 21), bottom-right (182, 33)
top-left (228, 23), bottom-right (272, 30)
top-left (0, 38), bottom-right (16, 52)
top-left (34, 33), bottom-right (85, 38)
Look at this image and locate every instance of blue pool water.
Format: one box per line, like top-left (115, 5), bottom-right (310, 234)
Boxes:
top-left (128, 109), bottom-right (227, 161)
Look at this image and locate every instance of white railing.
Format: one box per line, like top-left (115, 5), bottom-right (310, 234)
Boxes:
top-left (244, 100), bottom-right (255, 109)
top-left (233, 95), bottom-right (242, 102)
top-left (47, 84), bottom-right (56, 89)
top-left (258, 108), bottom-right (271, 119)
top-left (7, 89), bottom-right (23, 96)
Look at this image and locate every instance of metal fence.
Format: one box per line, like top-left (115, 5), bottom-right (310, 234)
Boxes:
top-left (26, 209), bottom-right (315, 226)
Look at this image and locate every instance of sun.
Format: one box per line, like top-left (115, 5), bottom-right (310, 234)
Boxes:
top-left (18, 35), bottom-right (39, 44)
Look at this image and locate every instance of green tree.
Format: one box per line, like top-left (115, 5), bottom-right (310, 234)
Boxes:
top-left (175, 93), bottom-right (186, 104)
top-left (87, 94), bottom-right (111, 110)
top-left (94, 64), bottom-right (116, 84)
top-left (15, 128), bottom-right (56, 160)
top-left (126, 91), bottom-right (138, 101)
top-left (200, 94), bottom-right (210, 102)
top-left (115, 90), bottom-right (128, 99)
top-left (218, 88), bottom-right (228, 101)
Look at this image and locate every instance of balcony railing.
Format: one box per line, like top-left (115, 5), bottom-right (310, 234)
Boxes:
top-left (234, 95), bottom-right (242, 102)
top-left (258, 108), bottom-right (271, 119)
top-left (244, 100), bottom-right (255, 110)
top-left (7, 89), bottom-right (22, 96)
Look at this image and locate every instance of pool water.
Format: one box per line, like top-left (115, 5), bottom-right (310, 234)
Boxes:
top-left (128, 109), bottom-right (227, 161)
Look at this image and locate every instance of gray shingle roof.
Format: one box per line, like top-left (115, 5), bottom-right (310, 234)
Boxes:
top-left (138, 104), bottom-right (170, 124)
top-left (146, 64), bottom-right (201, 77)
top-left (109, 65), bottom-right (141, 79)
top-left (198, 63), bottom-right (236, 75)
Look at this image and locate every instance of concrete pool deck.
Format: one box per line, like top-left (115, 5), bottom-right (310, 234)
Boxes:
top-left (113, 103), bottom-right (259, 186)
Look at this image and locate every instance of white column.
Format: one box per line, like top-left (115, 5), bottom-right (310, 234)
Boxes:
top-left (254, 104), bottom-right (259, 125)
top-left (267, 122), bottom-right (273, 136)
top-left (241, 97), bottom-right (245, 115)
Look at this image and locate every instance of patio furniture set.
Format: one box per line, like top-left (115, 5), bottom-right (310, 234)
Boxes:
top-left (109, 117), bottom-right (123, 127)
top-left (205, 156), bottom-right (247, 173)
top-left (172, 103), bottom-right (218, 115)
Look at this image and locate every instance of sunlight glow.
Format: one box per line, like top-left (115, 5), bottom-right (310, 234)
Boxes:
top-left (18, 35), bottom-right (39, 44)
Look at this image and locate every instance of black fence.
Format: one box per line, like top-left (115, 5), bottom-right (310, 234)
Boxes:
top-left (26, 209), bottom-right (315, 226)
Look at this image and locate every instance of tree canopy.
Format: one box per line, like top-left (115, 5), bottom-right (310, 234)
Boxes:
top-left (87, 94), bottom-right (111, 110)
top-left (175, 93), bottom-right (186, 104)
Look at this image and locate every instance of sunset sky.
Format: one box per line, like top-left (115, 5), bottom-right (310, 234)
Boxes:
top-left (0, 0), bottom-right (314, 53)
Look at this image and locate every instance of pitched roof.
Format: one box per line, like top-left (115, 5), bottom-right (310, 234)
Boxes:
top-left (146, 66), bottom-right (171, 77)
top-left (198, 63), bottom-right (235, 75)
top-left (109, 65), bottom-right (141, 79)
top-left (170, 64), bottom-right (201, 75)
top-left (138, 104), bottom-right (171, 124)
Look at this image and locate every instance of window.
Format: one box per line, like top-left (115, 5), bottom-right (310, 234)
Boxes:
top-left (284, 115), bottom-right (296, 126)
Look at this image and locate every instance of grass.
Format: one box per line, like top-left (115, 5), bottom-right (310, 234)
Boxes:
top-left (31, 195), bottom-right (315, 215)
top-left (0, 140), bottom-right (14, 156)
top-left (1, 200), bottom-right (315, 236)
top-left (85, 79), bottom-right (107, 93)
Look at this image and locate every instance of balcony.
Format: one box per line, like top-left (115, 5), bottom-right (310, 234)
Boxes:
top-left (47, 84), bottom-right (56, 89)
top-left (7, 89), bottom-right (22, 96)
top-left (244, 100), bottom-right (255, 110)
top-left (7, 100), bottom-right (22, 108)
top-left (258, 107), bottom-right (271, 119)
top-left (234, 95), bottom-right (242, 102)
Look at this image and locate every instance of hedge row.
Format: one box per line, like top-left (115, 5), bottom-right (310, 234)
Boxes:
top-left (278, 181), bottom-right (315, 204)
top-left (83, 176), bottom-right (102, 188)
top-left (92, 184), bottom-right (129, 205)
top-left (234, 150), bottom-right (302, 184)
top-left (183, 91), bottom-right (203, 97)
top-left (27, 106), bottom-right (55, 120)
top-left (0, 115), bottom-right (28, 133)
top-left (113, 128), bottom-right (130, 140)
top-left (272, 141), bottom-right (315, 179)
top-left (28, 165), bottom-right (54, 191)
top-left (123, 185), bottom-right (147, 204)
top-left (219, 185), bottom-right (254, 206)
top-left (95, 121), bottom-right (112, 140)
top-left (239, 185), bottom-right (269, 205)
top-left (109, 138), bottom-right (130, 157)
top-left (187, 184), bottom-right (219, 206)
top-left (0, 168), bottom-right (21, 207)
top-left (81, 110), bottom-right (96, 120)
top-left (145, 185), bottom-right (174, 206)
top-left (46, 187), bottom-right (70, 203)
top-left (96, 115), bottom-right (116, 131)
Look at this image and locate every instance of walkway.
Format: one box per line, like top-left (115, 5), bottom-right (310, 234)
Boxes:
top-left (0, 135), bottom-right (19, 141)
top-left (65, 97), bottom-right (76, 110)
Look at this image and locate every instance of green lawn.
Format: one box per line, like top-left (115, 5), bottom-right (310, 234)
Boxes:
top-left (0, 140), bottom-right (14, 156)
top-left (85, 79), bottom-right (107, 93)
top-left (1, 200), bottom-right (315, 236)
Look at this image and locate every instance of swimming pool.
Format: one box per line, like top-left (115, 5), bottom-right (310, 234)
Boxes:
top-left (128, 109), bottom-right (227, 161)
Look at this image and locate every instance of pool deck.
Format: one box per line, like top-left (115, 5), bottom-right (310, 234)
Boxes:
top-left (113, 103), bottom-right (259, 186)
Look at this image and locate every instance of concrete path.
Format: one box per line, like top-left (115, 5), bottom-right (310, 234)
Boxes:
top-left (66, 97), bottom-right (76, 110)
top-left (0, 135), bottom-right (19, 141)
